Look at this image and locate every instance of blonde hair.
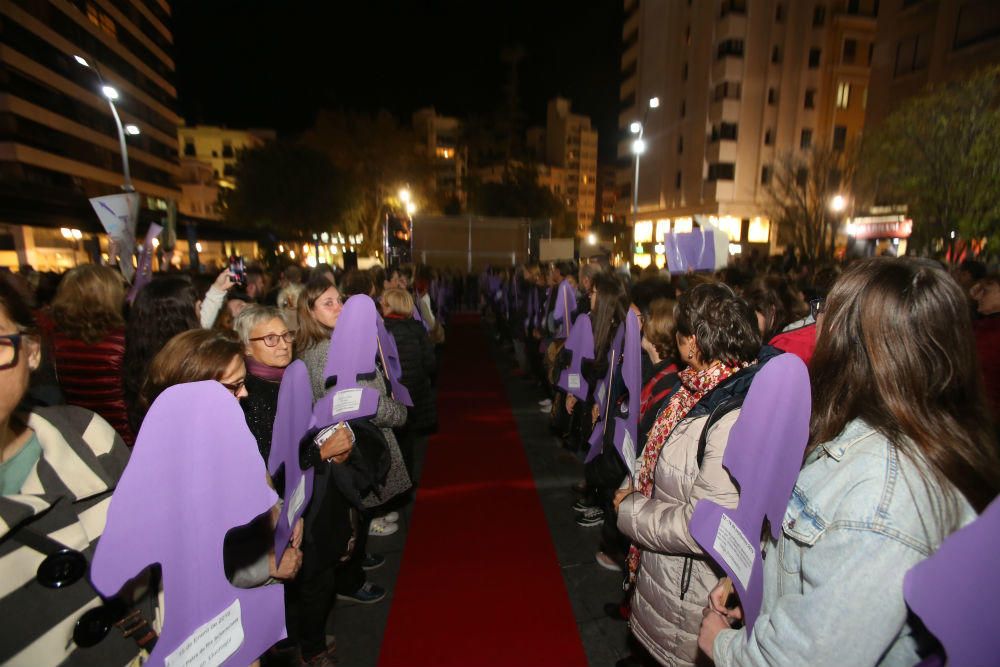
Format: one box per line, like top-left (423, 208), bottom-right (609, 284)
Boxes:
top-left (51, 264), bottom-right (125, 343)
top-left (644, 297), bottom-right (677, 361)
top-left (381, 287), bottom-right (414, 317)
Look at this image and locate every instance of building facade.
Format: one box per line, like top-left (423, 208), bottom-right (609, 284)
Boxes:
top-left (865, 0), bottom-right (1000, 128)
top-left (412, 107), bottom-right (467, 208)
top-left (545, 97), bottom-right (598, 237)
top-left (619, 0), bottom-right (877, 267)
top-left (0, 0), bottom-right (182, 270)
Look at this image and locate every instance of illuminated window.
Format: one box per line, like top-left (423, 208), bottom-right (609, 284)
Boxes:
top-left (747, 217), bottom-right (770, 243)
top-left (633, 253), bottom-right (652, 268)
top-left (634, 220), bottom-right (654, 243)
top-left (836, 82), bottom-right (851, 108)
top-left (655, 219), bottom-right (670, 242)
top-left (435, 147), bottom-right (455, 159)
top-left (673, 217), bottom-right (693, 233)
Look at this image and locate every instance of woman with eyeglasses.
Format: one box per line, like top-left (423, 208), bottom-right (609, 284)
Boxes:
top-left (0, 277), bottom-right (149, 666)
top-left (233, 304), bottom-right (295, 463)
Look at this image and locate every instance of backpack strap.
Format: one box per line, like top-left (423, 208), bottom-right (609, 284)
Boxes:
top-left (696, 395), bottom-right (746, 468)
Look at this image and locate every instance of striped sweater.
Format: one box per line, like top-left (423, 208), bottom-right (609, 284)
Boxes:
top-left (0, 406), bottom-right (142, 666)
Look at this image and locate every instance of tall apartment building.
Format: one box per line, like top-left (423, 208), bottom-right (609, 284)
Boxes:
top-left (619, 0), bottom-right (877, 266)
top-left (866, 0), bottom-right (1000, 128)
top-left (176, 125), bottom-right (275, 220)
top-left (545, 97), bottom-right (599, 236)
top-left (0, 0), bottom-right (182, 270)
top-left (412, 107), bottom-right (467, 208)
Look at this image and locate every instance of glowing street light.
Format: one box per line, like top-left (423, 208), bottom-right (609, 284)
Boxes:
top-left (830, 194), bottom-right (847, 212)
top-left (406, 202), bottom-right (417, 216)
top-left (629, 121), bottom-right (642, 134)
top-left (631, 96), bottom-right (660, 227)
top-left (101, 85), bottom-right (119, 100)
top-left (648, 97), bottom-right (660, 109)
top-left (587, 232), bottom-right (597, 245)
top-left (74, 55), bottom-right (134, 191)
top-left (399, 188), bottom-right (411, 204)
top-left (631, 138), bottom-right (647, 155)
top-left (124, 124), bottom-right (140, 136)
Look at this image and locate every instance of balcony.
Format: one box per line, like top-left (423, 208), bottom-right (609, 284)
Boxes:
top-left (712, 56), bottom-right (744, 82)
top-left (706, 139), bottom-right (738, 164)
top-left (709, 98), bottom-right (741, 121)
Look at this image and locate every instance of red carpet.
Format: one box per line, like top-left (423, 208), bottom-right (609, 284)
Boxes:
top-left (378, 314), bottom-right (588, 667)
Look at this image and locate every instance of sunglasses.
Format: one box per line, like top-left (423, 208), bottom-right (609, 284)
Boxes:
top-left (248, 331), bottom-right (295, 347)
top-left (0, 333), bottom-right (25, 371)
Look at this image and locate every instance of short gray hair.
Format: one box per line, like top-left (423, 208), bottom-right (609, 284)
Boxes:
top-left (233, 304), bottom-right (287, 345)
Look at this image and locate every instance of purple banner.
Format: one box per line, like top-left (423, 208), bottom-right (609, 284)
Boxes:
top-left (664, 229), bottom-right (728, 274)
top-left (585, 324), bottom-right (625, 463)
top-left (270, 360), bottom-right (315, 561)
top-left (126, 222), bottom-right (162, 303)
top-left (904, 496), bottom-right (1000, 666)
top-left (688, 353), bottom-right (811, 633)
top-left (91, 381), bottom-right (285, 666)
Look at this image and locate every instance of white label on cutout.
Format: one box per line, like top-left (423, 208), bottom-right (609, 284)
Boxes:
top-left (567, 373), bottom-right (581, 390)
top-left (597, 384), bottom-right (606, 406)
top-left (287, 475), bottom-right (306, 526)
top-left (332, 388), bottom-right (363, 416)
top-left (713, 514), bottom-right (755, 590)
top-left (165, 599), bottom-right (244, 667)
top-left (622, 430), bottom-right (636, 477)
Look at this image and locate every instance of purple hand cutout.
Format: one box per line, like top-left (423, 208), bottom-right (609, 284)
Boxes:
top-left (269, 360), bottom-right (314, 561)
top-left (557, 314), bottom-right (594, 401)
top-left (611, 310), bottom-right (642, 476)
top-left (585, 324), bottom-right (625, 463)
top-left (91, 381), bottom-right (285, 666)
top-left (314, 296), bottom-right (384, 425)
top-left (552, 279), bottom-right (577, 339)
top-left (904, 496), bottom-right (1000, 666)
top-left (688, 353), bottom-right (811, 634)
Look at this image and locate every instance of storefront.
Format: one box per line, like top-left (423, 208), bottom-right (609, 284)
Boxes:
top-left (631, 215), bottom-right (773, 269)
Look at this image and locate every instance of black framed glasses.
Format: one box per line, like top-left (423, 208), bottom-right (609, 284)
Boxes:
top-left (248, 331), bottom-right (295, 347)
top-left (0, 333), bottom-right (24, 371)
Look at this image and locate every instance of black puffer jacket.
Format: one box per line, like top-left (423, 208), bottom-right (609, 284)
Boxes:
top-left (383, 316), bottom-right (437, 434)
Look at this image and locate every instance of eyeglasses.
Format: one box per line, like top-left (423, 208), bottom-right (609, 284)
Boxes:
top-left (809, 298), bottom-right (825, 320)
top-left (0, 333), bottom-right (24, 371)
top-left (248, 331), bottom-right (295, 347)
top-left (220, 379), bottom-right (246, 396)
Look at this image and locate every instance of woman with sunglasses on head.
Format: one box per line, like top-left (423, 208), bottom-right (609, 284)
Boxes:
top-left (0, 277), bottom-right (147, 666)
top-left (233, 304), bottom-right (295, 463)
top-left (699, 258), bottom-right (1000, 667)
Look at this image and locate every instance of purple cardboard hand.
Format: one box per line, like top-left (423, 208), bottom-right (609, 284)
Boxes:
top-left (376, 314), bottom-right (413, 407)
top-left (585, 324), bottom-right (625, 463)
top-left (552, 279), bottom-right (577, 339)
top-left (269, 360), bottom-right (315, 561)
top-left (611, 310), bottom-right (642, 477)
top-left (904, 496), bottom-right (1000, 666)
top-left (557, 314), bottom-right (594, 401)
top-left (91, 382), bottom-right (285, 666)
top-left (688, 353), bottom-right (811, 634)
top-left (314, 296), bottom-right (383, 425)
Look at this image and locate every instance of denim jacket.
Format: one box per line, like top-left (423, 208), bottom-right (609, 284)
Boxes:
top-left (714, 419), bottom-right (975, 667)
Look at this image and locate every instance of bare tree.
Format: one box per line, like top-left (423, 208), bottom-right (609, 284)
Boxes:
top-left (764, 143), bottom-right (859, 263)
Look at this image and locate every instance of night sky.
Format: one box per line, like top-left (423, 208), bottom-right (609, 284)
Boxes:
top-left (172, 0), bottom-right (623, 161)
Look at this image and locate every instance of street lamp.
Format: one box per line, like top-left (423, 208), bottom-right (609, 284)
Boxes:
top-left (74, 55), bottom-right (136, 191)
top-left (406, 201), bottom-right (417, 216)
top-left (631, 96), bottom-right (660, 225)
top-left (587, 232), bottom-right (597, 245)
top-left (830, 194), bottom-right (846, 213)
top-left (399, 188), bottom-right (411, 204)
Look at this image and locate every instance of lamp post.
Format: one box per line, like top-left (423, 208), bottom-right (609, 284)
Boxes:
top-left (73, 55), bottom-right (137, 192)
top-left (630, 97), bottom-right (660, 225)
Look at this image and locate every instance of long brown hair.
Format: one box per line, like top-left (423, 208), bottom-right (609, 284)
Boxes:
top-left (139, 329), bottom-right (242, 417)
top-left (295, 275), bottom-right (336, 352)
top-left (810, 257), bottom-right (1000, 515)
top-left (51, 265), bottom-right (125, 343)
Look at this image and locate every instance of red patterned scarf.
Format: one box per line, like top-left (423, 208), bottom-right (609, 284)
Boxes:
top-left (626, 360), bottom-right (749, 583)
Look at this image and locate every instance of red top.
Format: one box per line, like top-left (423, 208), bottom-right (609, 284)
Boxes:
top-left (769, 323), bottom-right (818, 365)
top-left (38, 312), bottom-right (135, 446)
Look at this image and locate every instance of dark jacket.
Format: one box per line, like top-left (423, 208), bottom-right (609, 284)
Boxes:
top-left (383, 315), bottom-right (437, 434)
top-left (241, 371), bottom-right (281, 463)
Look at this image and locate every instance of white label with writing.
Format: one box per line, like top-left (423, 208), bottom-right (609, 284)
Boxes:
top-left (567, 373), bottom-right (581, 390)
top-left (165, 599), bottom-right (244, 667)
top-left (713, 514), bottom-right (755, 590)
top-left (622, 430), bottom-right (636, 477)
top-left (287, 475), bottom-right (306, 526)
top-left (332, 388), bottom-right (363, 416)
top-left (597, 384), bottom-right (606, 406)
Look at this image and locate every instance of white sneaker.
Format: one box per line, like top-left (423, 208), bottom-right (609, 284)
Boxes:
top-left (382, 511), bottom-right (400, 523)
top-left (368, 517), bottom-right (399, 537)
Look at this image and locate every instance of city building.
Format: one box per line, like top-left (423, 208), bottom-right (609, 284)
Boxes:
top-left (596, 164), bottom-right (619, 223)
top-left (545, 98), bottom-right (599, 236)
top-left (412, 108), bottom-right (467, 208)
top-left (177, 125), bottom-right (275, 189)
top-left (0, 0), bottom-right (182, 270)
top-left (619, 0), bottom-right (877, 267)
top-left (865, 0), bottom-right (1000, 128)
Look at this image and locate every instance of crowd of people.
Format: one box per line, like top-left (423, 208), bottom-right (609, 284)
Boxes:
top-left (0, 261), bottom-right (450, 666)
top-left (484, 253), bottom-right (999, 667)
top-left (1, 248), bottom-right (998, 666)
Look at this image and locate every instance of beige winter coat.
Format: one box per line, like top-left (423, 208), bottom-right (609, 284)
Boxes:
top-left (617, 410), bottom-right (741, 667)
